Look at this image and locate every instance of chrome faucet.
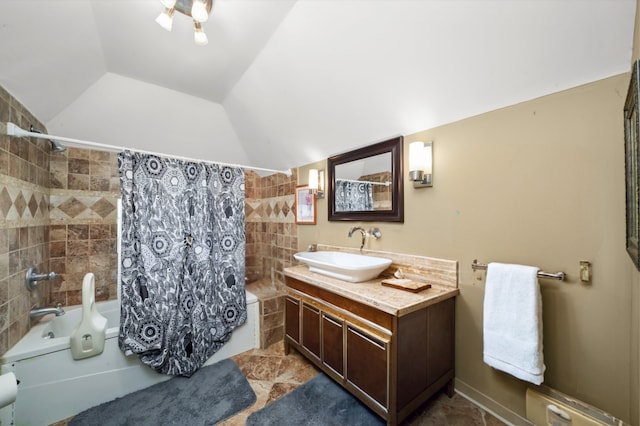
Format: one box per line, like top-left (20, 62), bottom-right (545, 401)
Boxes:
top-left (25, 266), bottom-right (58, 291)
top-left (348, 227), bottom-right (367, 252)
top-left (369, 227), bottom-right (382, 239)
top-left (29, 303), bottom-right (65, 320)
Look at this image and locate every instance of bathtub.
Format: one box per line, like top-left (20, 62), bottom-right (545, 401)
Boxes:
top-left (0, 290), bottom-right (259, 426)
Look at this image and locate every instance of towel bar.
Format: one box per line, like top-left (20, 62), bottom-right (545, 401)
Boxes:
top-left (471, 259), bottom-right (566, 281)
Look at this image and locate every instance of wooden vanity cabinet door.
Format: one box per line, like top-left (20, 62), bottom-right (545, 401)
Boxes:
top-left (322, 314), bottom-right (344, 376)
top-left (285, 296), bottom-right (300, 343)
top-left (346, 325), bottom-right (388, 409)
top-left (302, 303), bottom-right (321, 359)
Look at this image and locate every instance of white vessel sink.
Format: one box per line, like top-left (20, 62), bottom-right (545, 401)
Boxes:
top-left (293, 251), bottom-right (392, 282)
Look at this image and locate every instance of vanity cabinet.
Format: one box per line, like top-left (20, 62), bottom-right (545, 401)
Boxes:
top-left (322, 314), bottom-right (344, 376)
top-left (284, 296), bottom-right (300, 343)
top-left (346, 325), bottom-right (389, 407)
top-left (284, 275), bottom-right (456, 426)
top-left (301, 302), bottom-right (321, 359)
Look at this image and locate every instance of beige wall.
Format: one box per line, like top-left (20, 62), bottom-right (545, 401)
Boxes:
top-left (299, 74), bottom-right (633, 422)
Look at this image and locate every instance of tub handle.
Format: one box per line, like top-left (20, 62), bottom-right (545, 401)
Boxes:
top-left (25, 266), bottom-right (57, 291)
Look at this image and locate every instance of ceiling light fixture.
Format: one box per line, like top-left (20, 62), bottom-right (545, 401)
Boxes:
top-left (155, 0), bottom-right (213, 45)
top-left (191, 0), bottom-right (209, 23)
top-left (160, 0), bottom-right (177, 8)
top-left (194, 22), bottom-right (208, 46)
top-left (155, 7), bottom-right (175, 32)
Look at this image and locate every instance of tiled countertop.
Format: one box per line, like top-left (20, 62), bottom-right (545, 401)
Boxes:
top-left (284, 264), bottom-right (459, 317)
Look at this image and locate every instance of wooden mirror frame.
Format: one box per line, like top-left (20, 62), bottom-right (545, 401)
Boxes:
top-left (625, 60), bottom-right (640, 270)
top-left (328, 136), bottom-right (404, 222)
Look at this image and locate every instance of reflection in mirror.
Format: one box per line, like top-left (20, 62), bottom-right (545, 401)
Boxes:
top-left (328, 136), bottom-right (404, 222)
top-left (334, 152), bottom-right (392, 212)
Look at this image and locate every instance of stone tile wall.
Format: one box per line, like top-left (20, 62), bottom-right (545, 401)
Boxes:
top-left (245, 170), bottom-right (298, 284)
top-left (48, 148), bottom-right (120, 305)
top-left (0, 86), bottom-right (52, 354)
top-left (245, 170), bottom-right (298, 348)
top-left (0, 83), bottom-right (298, 355)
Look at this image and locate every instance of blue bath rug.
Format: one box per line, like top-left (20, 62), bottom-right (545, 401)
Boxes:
top-left (69, 358), bottom-right (255, 426)
top-left (246, 373), bottom-right (384, 426)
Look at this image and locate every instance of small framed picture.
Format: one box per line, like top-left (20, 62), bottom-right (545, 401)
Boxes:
top-left (295, 185), bottom-right (316, 224)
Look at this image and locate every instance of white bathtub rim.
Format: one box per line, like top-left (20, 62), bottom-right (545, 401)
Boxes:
top-left (1, 299), bottom-right (119, 364)
top-left (2, 289), bottom-right (258, 365)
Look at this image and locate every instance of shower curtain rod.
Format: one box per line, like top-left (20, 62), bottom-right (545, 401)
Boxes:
top-left (4, 122), bottom-right (292, 177)
top-left (336, 178), bottom-right (391, 187)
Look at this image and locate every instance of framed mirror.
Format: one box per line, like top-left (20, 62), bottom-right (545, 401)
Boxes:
top-left (328, 136), bottom-right (404, 222)
top-left (625, 60), bottom-right (640, 270)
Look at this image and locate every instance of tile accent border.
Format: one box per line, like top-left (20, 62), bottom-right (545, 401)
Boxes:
top-left (50, 190), bottom-right (118, 224)
top-left (0, 175), bottom-right (49, 227)
top-left (246, 195), bottom-right (295, 224)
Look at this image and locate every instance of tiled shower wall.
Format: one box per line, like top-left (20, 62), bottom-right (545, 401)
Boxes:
top-left (245, 170), bottom-right (298, 348)
top-left (45, 158), bottom-right (298, 310)
top-left (0, 83), bottom-right (299, 355)
top-left (245, 170), bottom-right (298, 284)
top-left (0, 86), bottom-right (52, 354)
top-left (48, 147), bottom-right (120, 306)
top-left (42, 161), bottom-right (295, 311)
top-left (48, 164), bottom-right (297, 308)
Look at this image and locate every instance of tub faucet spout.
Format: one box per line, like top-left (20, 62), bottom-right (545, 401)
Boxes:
top-left (30, 303), bottom-right (65, 320)
top-left (348, 226), bottom-right (367, 252)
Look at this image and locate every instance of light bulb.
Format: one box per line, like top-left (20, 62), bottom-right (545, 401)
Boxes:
top-left (194, 22), bottom-right (208, 45)
top-left (191, 0), bottom-right (209, 23)
top-left (155, 7), bottom-right (174, 31)
top-left (423, 143), bottom-right (433, 174)
top-left (308, 169), bottom-right (319, 190)
top-left (160, 0), bottom-right (176, 8)
top-left (409, 142), bottom-right (427, 173)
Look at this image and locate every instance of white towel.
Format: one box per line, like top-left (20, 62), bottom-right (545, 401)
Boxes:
top-left (483, 262), bottom-right (545, 385)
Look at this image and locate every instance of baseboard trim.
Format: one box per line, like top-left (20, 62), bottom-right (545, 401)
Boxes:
top-left (454, 378), bottom-right (534, 426)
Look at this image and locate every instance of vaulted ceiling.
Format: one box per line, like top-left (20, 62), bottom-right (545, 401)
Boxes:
top-left (0, 0), bottom-right (635, 172)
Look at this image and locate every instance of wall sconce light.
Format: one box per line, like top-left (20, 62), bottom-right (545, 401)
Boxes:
top-left (409, 141), bottom-right (433, 188)
top-left (308, 169), bottom-right (325, 199)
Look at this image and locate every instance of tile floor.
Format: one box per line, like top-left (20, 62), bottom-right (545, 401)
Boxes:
top-left (57, 341), bottom-right (507, 426)
top-left (221, 341), bottom-right (507, 426)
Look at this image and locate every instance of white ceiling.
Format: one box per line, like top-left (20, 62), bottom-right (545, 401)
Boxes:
top-left (0, 0), bottom-right (636, 172)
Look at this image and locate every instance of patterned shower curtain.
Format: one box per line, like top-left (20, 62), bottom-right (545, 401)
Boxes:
top-left (335, 180), bottom-right (373, 211)
top-left (118, 151), bottom-right (246, 377)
